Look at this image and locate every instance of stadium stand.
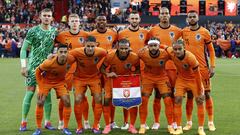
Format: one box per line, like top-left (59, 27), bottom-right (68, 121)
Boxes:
top-left (0, 0), bottom-right (239, 58)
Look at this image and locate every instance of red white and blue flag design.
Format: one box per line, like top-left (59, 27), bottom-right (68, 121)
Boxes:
top-left (112, 75), bottom-right (142, 109)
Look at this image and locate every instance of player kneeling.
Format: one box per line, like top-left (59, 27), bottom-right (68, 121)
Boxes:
top-left (165, 39), bottom-right (206, 135)
top-left (33, 44), bottom-right (73, 135)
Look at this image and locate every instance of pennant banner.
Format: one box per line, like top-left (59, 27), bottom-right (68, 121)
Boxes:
top-left (112, 75), bottom-right (141, 109)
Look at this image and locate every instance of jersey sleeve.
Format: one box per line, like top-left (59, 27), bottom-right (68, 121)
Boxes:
top-left (147, 28), bottom-right (153, 40)
top-left (103, 53), bottom-right (112, 67)
top-left (207, 43), bottom-right (216, 68)
top-left (67, 54), bottom-right (76, 65)
top-left (137, 47), bottom-right (146, 58)
top-left (100, 49), bottom-right (108, 59)
top-left (39, 59), bottom-right (52, 71)
top-left (20, 39), bottom-right (30, 59)
top-left (69, 49), bottom-right (78, 58)
top-left (175, 27), bottom-right (183, 39)
top-left (24, 28), bottom-right (35, 44)
top-left (55, 32), bottom-right (64, 43)
top-left (35, 67), bottom-right (43, 84)
top-left (189, 54), bottom-right (199, 70)
top-left (204, 30), bottom-right (212, 44)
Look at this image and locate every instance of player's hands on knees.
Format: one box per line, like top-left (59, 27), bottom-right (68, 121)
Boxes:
top-left (21, 67), bottom-right (28, 77)
top-left (209, 67), bottom-right (215, 78)
top-left (196, 94), bottom-right (205, 104)
top-left (106, 72), bottom-right (118, 78)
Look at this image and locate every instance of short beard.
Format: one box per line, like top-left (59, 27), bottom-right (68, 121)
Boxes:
top-left (189, 22), bottom-right (197, 26)
top-left (149, 50), bottom-right (159, 58)
top-left (131, 23), bottom-right (139, 28)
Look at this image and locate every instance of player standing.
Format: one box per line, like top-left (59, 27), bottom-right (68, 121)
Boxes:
top-left (148, 7), bottom-right (182, 129)
top-left (90, 15), bottom-right (119, 130)
top-left (19, 8), bottom-right (57, 131)
top-left (182, 10), bottom-right (216, 132)
top-left (56, 13), bottom-right (90, 130)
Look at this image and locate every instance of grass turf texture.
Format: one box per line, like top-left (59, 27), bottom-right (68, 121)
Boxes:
top-left (0, 58), bottom-right (239, 135)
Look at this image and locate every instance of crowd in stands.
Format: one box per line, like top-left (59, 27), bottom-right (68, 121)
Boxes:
top-left (0, 24), bottom-right (28, 58)
top-left (0, 0), bottom-right (239, 58)
top-left (1, 21), bottom-right (239, 58)
top-left (68, 0), bottom-right (111, 23)
top-left (0, 0), bottom-right (54, 24)
top-left (204, 21), bottom-right (240, 58)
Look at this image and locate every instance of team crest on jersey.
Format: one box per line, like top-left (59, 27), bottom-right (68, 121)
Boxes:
top-left (169, 32), bottom-right (175, 39)
top-left (26, 77), bottom-right (31, 84)
top-left (159, 60), bottom-right (165, 66)
top-left (139, 33), bottom-right (144, 40)
top-left (183, 63), bottom-right (189, 69)
top-left (94, 57), bottom-right (99, 64)
top-left (79, 37), bottom-right (84, 43)
top-left (125, 63), bottom-right (132, 69)
top-left (51, 33), bottom-right (56, 40)
top-left (107, 36), bottom-right (112, 41)
top-left (196, 34), bottom-right (201, 40)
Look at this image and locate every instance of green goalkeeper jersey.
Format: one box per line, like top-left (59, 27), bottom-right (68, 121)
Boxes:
top-left (20, 25), bottom-right (57, 86)
top-left (21, 25), bottom-right (57, 69)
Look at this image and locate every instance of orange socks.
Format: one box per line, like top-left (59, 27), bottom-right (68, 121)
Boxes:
top-left (93, 104), bottom-right (102, 129)
top-left (174, 103), bottom-right (182, 126)
top-left (58, 99), bottom-right (64, 121)
top-left (92, 97), bottom-right (95, 112)
top-left (103, 106), bottom-right (110, 125)
top-left (110, 102), bottom-right (115, 123)
top-left (63, 107), bottom-right (72, 128)
top-left (153, 98), bottom-right (161, 123)
top-left (197, 104), bottom-right (205, 127)
top-left (186, 98), bottom-right (193, 121)
top-left (123, 108), bottom-right (129, 123)
top-left (82, 96), bottom-right (89, 121)
top-left (206, 98), bottom-right (214, 121)
top-left (36, 105), bottom-right (43, 128)
top-left (74, 103), bottom-right (83, 129)
top-left (129, 107), bottom-right (138, 125)
top-left (139, 96), bottom-right (149, 124)
top-left (163, 97), bottom-right (174, 125)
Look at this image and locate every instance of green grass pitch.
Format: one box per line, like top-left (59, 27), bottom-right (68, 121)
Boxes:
top-left (0, 58), bottom-right (239, 135)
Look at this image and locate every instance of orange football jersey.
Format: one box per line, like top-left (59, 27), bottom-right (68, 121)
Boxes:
top-left (148, 24), bottom-right (182, 46)
top-left (90, 29), bottom-right (117, 50)
top-left (148, 24), bottom-right (182, 69)
top-left (56, 30), bottom-right (89, 49)
top-left (165, 47), bottom-right (199, 80)
top-left (36, 55), bottom-right (75, 84)
top-left (103, 50), bottom-right (140, 75)
top-left (118, 27), bottom-right (148, 53)
top-left (69, 47), bottom-right (107, 80)
top-left (138, 47), bottom-right (169, 79)
top-left (182, 26), bottom-right (215, 69)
